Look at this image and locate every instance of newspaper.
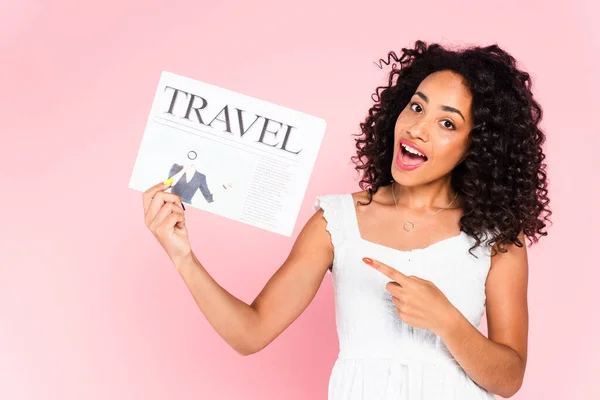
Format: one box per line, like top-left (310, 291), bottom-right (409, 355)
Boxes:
top-left (129, 71), bottom-right (327, 236)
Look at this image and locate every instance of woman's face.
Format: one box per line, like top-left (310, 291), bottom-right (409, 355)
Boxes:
top-left (392, 70), bottom-right (474, 187)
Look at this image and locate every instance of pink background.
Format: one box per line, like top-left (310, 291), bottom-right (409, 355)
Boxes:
top-left (1, 0), bottom-right (599, 399)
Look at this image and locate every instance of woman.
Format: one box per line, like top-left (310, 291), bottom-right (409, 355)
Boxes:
top-left (142, 40), bottom-right (551, 399)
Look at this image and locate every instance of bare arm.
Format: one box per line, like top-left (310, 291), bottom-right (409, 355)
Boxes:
top-left (173, 209), bottom-right (334, 355)
top-left (439, 231), bottom-right (529, 398)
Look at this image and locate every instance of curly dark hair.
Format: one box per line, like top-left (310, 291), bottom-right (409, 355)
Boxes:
top-left (352, 40), bottom-right (552, 257)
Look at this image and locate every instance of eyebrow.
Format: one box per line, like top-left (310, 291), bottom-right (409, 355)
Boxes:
top-left (414, 91), bottom-right (465, 122)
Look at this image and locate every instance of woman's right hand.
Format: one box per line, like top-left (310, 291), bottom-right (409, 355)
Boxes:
top-left (143, 179), bottom-right (191, 263)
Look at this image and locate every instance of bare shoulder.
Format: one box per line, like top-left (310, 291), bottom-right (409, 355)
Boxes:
top-left (291, 196), bottom-right (341, 261)
top-left (351, 190), bottom-right (370, 203)
top-left (351, 188), bottom-right (387, 201)
top-left (350, 187), bottom-right (391, 215)
top-left (299, 207), bottom-right (331, 248)
top-left (489, 231), bottom-right (529, 270)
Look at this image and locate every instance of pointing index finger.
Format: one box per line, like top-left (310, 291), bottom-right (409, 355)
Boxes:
top-left (362, 257), bottom-right (408, 284)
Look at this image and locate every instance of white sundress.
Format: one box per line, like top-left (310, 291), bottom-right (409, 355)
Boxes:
top-left (314, 194), bottom-right (496, 400)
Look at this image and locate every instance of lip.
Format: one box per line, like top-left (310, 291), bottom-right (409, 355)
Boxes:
top-left (396, 139), bottom-right (428, 171)
top-left (399, 139), bottom-right (428, 159)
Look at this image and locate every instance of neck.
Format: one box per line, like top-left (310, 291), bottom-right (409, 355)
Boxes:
top-left (392, 177), bottom-right (460, 212)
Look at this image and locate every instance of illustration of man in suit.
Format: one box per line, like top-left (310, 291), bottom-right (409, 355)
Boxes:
top-left (167, 150), bottom-right (232, 205)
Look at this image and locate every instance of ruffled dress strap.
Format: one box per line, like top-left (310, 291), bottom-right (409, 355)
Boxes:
top-left (313, 194), bottom-right (359, 273)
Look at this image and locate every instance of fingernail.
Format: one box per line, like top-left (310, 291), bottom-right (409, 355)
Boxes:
top-left (181, 202), bottom-right (185, 210)
top-left (163, 178), bottom-right (174, 186)
top-left (362, 257), bottom-right (373, 265)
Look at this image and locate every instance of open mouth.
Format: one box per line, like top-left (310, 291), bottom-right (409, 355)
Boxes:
top-left (400, 143), bottom-right (428, 166)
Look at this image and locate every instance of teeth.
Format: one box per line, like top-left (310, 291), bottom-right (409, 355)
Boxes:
top-left (402, 143), bottom-right (426, 158)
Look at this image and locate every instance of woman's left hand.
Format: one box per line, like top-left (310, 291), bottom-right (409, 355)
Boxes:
top-left (362, 257), bottom-right (458, 336)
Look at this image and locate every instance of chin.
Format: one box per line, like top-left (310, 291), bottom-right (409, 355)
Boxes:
top-left (390, 167), bottom-right (422, 187)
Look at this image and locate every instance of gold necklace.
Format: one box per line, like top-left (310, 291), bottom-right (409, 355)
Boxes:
top-left (392, 182), bottom-right (459, 232)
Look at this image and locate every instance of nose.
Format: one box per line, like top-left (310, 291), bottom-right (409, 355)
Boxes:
top-left (407, 118), bottom-right (429, 142)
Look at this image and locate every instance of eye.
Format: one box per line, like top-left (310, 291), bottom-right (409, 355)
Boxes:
top-left (440, 120), bottom-right (456, 130)
top-left (409, 102), bottom-right (422, 113)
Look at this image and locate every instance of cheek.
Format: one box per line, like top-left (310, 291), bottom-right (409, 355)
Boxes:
top-left (393, 116), bottom-right (403, 136)
top-left (434, 137), bottom-right (469, 164)
top-left (393, 118), bottom-right (405, 148)
top-left (394, 109), bottom-right (412, 132)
